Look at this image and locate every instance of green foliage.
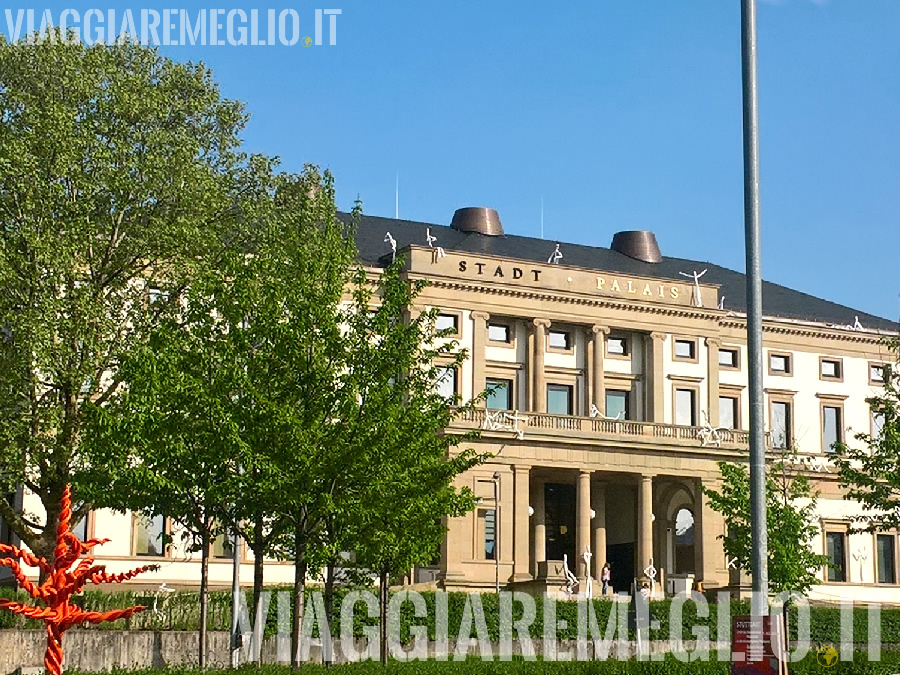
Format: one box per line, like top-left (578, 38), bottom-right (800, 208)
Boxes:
top-left (836, 338), bottom-right (900, 531)
top-left (0, 33), bottom-right (256, 559)
top-left (703, 459), bottom-right (831, 594)
top-left (63, 651), bottom-right (900, 674)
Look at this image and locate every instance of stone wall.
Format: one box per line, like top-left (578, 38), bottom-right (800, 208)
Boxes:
top-left (1, 630), bottom-right (725, 672)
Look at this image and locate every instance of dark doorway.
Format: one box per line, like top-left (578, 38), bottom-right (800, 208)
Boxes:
top-left (606, 542), bottom-right (635, 593)
top-left (544, 483), bottom-right (575, 564)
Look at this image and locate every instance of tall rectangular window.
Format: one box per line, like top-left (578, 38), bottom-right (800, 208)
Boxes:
top-left (605, 390), bottom-right (629, 421)
top-left (547, 384), bottom-right (573, 415)
top-left (483, 509), bottom-right (496, 560)
top-left (719, 396), bottom-right (738, 430)
top-left (72, 515), bottom-right (88, 542)
top-left (675, 388), bottom-right (697, 426)
top-left (771, 401), bottom-right (792, 449)
top-left (212, 532), bottom-right (235, 560)
top-left (435, 366), bottom-right (458, 399)
top-left (877, 535), bottom-right (897, 585)
top-left (823, 405), bottom-right (842, 452)
top-left (135, 514), bottom-right (166, 557)
top-left (826, 532), bottom-right (846, 582)
top-left (486, 378), bottom-right (513, 410)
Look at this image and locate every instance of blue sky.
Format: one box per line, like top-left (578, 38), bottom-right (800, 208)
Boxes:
top-left (16, 1), bottom-right (900, 321)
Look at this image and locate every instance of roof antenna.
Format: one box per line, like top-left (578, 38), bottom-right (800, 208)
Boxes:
top-left (395, 173), bottom-right (399, 219)
top-left (679, 269), bottom-right (708, 307)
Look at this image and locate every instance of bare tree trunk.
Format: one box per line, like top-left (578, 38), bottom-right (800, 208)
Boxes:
top-left (252, 514), bottom-right (266, 664)
top-left (379, 569), bottom-right (389, 666)
top-left (199, 529), bottom-right (210, 669)
top-left (290, 525), bottom-right (307, 670)
top-left (323, 558), bottom-right (335, 667)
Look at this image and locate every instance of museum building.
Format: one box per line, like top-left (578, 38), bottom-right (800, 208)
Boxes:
top-left (2, 206), bottom-right (898, 603)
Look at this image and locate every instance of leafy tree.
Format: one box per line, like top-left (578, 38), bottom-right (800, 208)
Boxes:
top-left (703, 456), bottom-right (830, 594)
top-left (333, 263), bottom-right (486, 665)
top-left (0, 34), bottom-right (251, 562)
top-left (836, 340), bottom-right (900, 531)
top-left (82, 165), bottom-right (352, 667)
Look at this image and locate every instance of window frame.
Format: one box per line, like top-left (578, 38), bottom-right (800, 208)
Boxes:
top-left (876, 532), bottom-right (899, 586)
top-left (768, 352), bottom-right (793, 376)
top-left (434, 311), bottom-right (462, 338)
top-left (672, 337), bottom-right (699, 363)
top-left (718, 394), bottom-right (740, 431)
top-left (435, 363), bottom-right (461, 400)
top-left (132, 513), bottom-right (170, 559)
top-left (546, 383), bottom-right (574, 416)
top-left (870, 362), bottom-right (888, 386)
top-left (819, 397), bottom-right (845, 453)
top-left (768, 394), bottom-right (794, 450)
top-left (673, 385), bottom-right (699, 427)
top-left (485, 377), bottom-right (514, 411)
top-left (605, 334), bottom-right (630, 360)
top-left (819, 356), bottom-right (843, 382)
top-left (487, 321), bottom-right (513, 346)
top-left (718, 346), bottom-right (740, 371)
top-left (605, 389), bottom-right (631, 421)
top-left (824, 526), bottom-right (849, 583)
top-left (547, 328), bottom-right (574, 353)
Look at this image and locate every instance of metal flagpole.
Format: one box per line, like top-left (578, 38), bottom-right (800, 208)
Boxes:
top-left (740, 0), bottom-right (769, 617)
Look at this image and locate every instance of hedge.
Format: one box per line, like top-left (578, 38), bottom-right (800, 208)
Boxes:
top-left (66, 652), bottom-right (900, 675)
top-left (4, 587), bottom-right (900, 646)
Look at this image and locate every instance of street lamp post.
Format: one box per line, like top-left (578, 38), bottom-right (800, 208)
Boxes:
top-left (740, 0), bottom-right (769, 616)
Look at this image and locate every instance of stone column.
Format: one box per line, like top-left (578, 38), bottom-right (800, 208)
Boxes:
top-left (638, 474), bottom-right (655, 573)
top-left (532, 319), bottom-right (550, 413)
top-left (526, 326), bottom-right (535, 411)
top-left (471, 311), bottom-right (490, 405)
top-left (648, 332), bottom-right (666, 423)
top-left (531, 477), bottom-right (546, 577)
top-left (591, 325), bottom-right (610, 414)
top-left (512, 465), bottom-right (532, 582)
top-left (693, 478), bottom-right (705, 582)
top-left (705, 337), bottom-right (722, 427)
top-left (576, 470), bottom-right (592, 583)
top-left (592, 481), bottom-right (607, 580)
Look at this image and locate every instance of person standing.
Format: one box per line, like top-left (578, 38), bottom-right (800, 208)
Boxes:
top-left (601, 562), bottom-right (611, 596)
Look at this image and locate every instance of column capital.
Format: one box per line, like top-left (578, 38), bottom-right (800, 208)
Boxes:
top-left (472, 311), bottom-right (490, 322)
top-left (639, 473), bottom-right (657, 482)
top-left (578, 469), bottom-right (592, 479)
top-left (650, 332), bottom-right (667, 342)
top-left (532, 318), bottom-right (551, 330)
top-left (513, 464), bottom-right (532, 476)
top-left (591, 324), bottom-right (611, 337)
top-left (705, 336), bottom-right (722, 348)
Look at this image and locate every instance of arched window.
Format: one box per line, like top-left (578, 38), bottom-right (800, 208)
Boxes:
top-left (674, 507), bottom-right (695, 573)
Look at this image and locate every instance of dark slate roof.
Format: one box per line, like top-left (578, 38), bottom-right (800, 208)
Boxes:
top-left (345, 212), bottom-right (897, 332)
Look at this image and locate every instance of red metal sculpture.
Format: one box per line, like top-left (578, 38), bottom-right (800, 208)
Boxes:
top-left (0, 485), bottom-right (158, 675)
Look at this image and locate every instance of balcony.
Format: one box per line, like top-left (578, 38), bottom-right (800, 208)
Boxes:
top-left (450, 408), bottom-right (754, 453)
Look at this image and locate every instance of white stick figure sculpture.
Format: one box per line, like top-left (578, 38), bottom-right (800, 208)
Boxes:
top-left (548, 243), bottom-right (563, 265)
top-left (426, 227), bottom-right (446, 259)
top-left (582, 547), bottom-right (593, 599)
top-left (384, 231), bottom-right (397, 262)
top-left (679, 269), bottom-right (707, 308)
top-left (853, 548), bottom-right (869, 580)
top-left (562, 554), bottom-right (578, 598)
